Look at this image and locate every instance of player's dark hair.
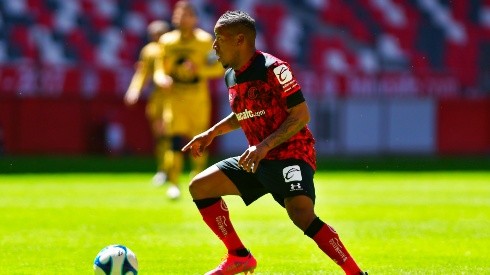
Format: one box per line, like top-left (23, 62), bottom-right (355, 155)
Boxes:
top-left (217, 10), bottom-right (256, 38)
top-left (174, 0), bottom-right (197, 16)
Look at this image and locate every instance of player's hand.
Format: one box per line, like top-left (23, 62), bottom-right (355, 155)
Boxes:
top-left (238, 145), bottom-right (267, 173)
top-left (124, 90), bottom-right (139, 106)
top-left (182, 131), bottom-right (214, 158)
top-left (154, 74), bottom-right (173, 88)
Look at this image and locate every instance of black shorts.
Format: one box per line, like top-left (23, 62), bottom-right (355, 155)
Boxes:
top-left (215, 156), bottom-right (316, 207)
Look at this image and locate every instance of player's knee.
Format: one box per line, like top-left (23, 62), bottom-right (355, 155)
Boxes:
top-left (188, 178), bottom-right (199, 198)
top-left (285, 198), bottom-right (316, 230)
top-left (188, 174), bottom-right (207, 198)
top-left (288, 210), bottom-right (315, 230)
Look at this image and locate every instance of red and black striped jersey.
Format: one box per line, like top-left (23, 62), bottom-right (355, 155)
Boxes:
top-left (224, 51), bottom-right (316, 170)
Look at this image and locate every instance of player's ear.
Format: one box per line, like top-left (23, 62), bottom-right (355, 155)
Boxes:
top-left (236, 33), bottom-right (245, 46)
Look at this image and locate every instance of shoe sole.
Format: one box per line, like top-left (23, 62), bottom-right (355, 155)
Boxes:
top-left (242, 265), bottom-right (256, 274)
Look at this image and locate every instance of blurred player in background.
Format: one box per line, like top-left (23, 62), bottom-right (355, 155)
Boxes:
top-left (155, 0), bottom-right (224, 199)
top-left (124, 20), bottom-right (172, 186)
top-left (182, 10), bottom-right (367, 275)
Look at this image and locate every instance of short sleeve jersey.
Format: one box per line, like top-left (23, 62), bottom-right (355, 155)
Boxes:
top-left (225, 51), bottom-right (316, 170)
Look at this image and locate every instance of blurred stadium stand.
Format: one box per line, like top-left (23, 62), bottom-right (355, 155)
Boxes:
top-left (0, 0), bottom-right (489, 157)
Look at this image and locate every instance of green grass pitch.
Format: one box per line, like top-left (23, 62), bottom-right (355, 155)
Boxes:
top-left (1, 171), bottom-right (489, 274)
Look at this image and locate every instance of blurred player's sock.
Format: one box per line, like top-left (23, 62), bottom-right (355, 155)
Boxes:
top-left (194, 198), bottom-right (247, 255)
top-left (304, 217), bottom-right (362, 275)
top-left (155, 137), bottom-right (169, 176)
top-left (190, 151), bottom-right (208, 178)
top-left (165, 150), bottom-right (184, 185)
top-left (152, 171), bottom-right (167, 186)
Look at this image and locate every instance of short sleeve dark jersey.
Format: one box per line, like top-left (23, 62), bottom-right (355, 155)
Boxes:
top-left (224, 51), bottom-right (316, 170)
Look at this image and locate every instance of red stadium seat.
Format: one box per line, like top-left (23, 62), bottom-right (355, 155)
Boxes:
top-left (443, 27), bottom-right (479, 87)
top-left (309, 35), bottom-right (357, 73)
top-left (318, 0), bottom-right (347, 27)
top-left (9, 26), bottom-right (37, 60)
top-left (254, 3), bottom-right (286, 54)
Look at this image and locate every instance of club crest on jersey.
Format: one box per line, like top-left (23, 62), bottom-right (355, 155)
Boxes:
top-left (247, 87), bottom-right (259, 99)
top-left (283, 165), bottom-right (302, 183)
top-left (273, 64), bottom-right (293, 86)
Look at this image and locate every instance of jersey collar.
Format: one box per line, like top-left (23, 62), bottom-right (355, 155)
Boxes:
top-left (235, 50), bottom-right (261, 76)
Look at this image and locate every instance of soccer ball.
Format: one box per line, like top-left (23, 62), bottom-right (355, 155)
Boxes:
top-left (93, 244), bottom-right (138, 275)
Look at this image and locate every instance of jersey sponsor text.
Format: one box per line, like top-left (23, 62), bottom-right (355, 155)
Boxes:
top-left (235, 109), bottom-right (266, 121)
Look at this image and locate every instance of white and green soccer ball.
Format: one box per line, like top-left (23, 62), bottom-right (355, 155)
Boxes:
top-left (93, 244), bottom-right (138, 275)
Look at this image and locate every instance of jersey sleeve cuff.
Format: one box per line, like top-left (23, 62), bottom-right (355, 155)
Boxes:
top-left (286, 90), bottom-right (306, 108)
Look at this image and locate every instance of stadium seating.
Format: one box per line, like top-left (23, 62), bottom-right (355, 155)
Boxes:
top-left (0, 0), bottom-right (488, 90)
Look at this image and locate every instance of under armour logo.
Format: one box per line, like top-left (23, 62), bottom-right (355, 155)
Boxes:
top-left (283, 165), bottom-right (302, 182)
top-left (290, 182), bottom-right (303, 191)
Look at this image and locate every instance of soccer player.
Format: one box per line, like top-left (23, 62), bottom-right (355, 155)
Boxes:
top-left (182, 10), bottom-right (368, 275)
top-left (125, 20), bottom-right (172, 186)
top-left (155, 0), bottom-right (224, 199)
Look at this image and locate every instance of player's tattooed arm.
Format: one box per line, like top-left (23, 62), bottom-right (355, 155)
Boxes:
top-left (258, 102), bottom-right (310, 152)
top-left (182, 112), bottom-right (241, 156)
top-left (210, 112), bottom-right (241, 137)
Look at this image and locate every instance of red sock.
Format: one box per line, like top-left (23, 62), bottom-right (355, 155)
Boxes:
top-left (306, 218), bottom-right (362, 275)
top-left (196, 198), bottom-right (246, 255)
